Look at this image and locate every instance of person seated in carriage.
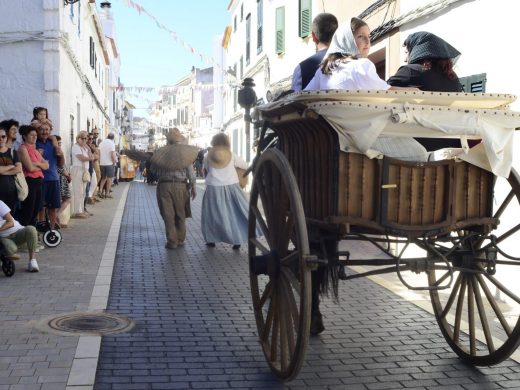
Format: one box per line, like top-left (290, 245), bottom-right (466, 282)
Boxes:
top-left (303, 16), bottom-right (428, 334)
top-left (305, 17), bottom-right (428, 163)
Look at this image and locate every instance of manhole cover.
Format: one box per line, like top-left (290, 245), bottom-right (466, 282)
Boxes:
top-left (31, 311), bottom-right (135, 336)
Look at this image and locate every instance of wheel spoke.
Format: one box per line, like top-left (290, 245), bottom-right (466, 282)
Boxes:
top-left (467, 279), bottom-right (476, 355)
top-left (476, 273), bottom-right (512, 337)
top-left (282, 267), bottom-right (301, 297)
top-left (453, 276), bottom-right (467, 343)
top-left (492, 223), bottom-right (520, 246)
top-left (281, 251), bottom-right (299, 267)
top-left (481, 271), bottom-right (520, 305)
top-left (269, 291), bottom-right (279, 362)
top-left (250, 237), bottom-right (270, 255)
top-left (279, 291), bottom-right (289, 372)
top-left (432, 269), bottom-right (452, 288)
top-left (279, 211), bottom-right (294, 252)
top-left (470, 277), bottom-right (495, 353)
top-left (262, 291), bottom-right (275, 342)
top-left (493, 190), bottom-right (514, 220)
top-left (440, 273), bottom-right (463, 319)
top-left (257, 281), bottom-right (273, 310)
top-left (281, 271), bottom-right (297, 356)
top-left (250, 205), bottom-right (271, 247)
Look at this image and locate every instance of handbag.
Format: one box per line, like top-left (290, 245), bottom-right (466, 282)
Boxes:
top-left (82, 169), bottom-right (91, 183)
top-left (15, 172), bottom-right (29, 201)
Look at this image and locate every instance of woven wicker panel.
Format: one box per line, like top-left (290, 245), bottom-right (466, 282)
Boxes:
top-left (453, 162), bottom-right (494, 221)
top-left (337, 153), bottom-right (379, 220)
top-left (267, 117), bottom-right (339, 220)
top-left (382, 159), bottom-right (452, 227)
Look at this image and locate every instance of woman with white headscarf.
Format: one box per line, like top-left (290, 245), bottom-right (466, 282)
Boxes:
top-left (305, 17), bottom-right (428, 162)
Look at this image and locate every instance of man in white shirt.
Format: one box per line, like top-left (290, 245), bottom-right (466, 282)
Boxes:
top-left (97, 132), bottom-right (116, 199)
top-left (0, 200), bottom-right (39, 272)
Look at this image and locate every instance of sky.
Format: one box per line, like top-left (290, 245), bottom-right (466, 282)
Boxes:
top-left (108, 0), bottom-right (230, 116)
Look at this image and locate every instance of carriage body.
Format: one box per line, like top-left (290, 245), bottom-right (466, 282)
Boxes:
top-left (246, 90), bottom-right (520, 380)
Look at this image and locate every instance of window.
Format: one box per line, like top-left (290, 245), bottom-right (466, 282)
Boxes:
top-left (275, 7), bottom-right (285, 54)
top-left (234, 15), bottom-right (237, 32)
top-left (77, 0), bottom-right (81, 36)
top-left (240, 3), bottom-right (243, 21)
top-left (257, 0), bottom-right (263, 54)
top-left (246, 14), bottom-right (251, 65)
top-left (89, 37), bottom-right (94, 68)
top-left (459, 73), bottom-right (487, 92)
top-left (239, 56), bottom-right (243, 79)
top-left (298, 0), bottom-right (312, 38)
top-left (69, 2), bottom-right (74, 21)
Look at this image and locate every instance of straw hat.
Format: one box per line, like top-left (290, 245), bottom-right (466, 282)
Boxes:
top-left (207, 146), bottom-right (232, 169)
top-left (151, 143), bottom-right (199, 171)
top-left (166, 127), bottom-right (186, 144)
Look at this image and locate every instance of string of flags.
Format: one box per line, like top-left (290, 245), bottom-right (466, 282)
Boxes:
top-left (112, 83), bottom-right (237, 94)
top-left (116, 0), bottom-right (225, 74)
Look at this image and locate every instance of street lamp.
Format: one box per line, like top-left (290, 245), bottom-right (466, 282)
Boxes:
top-left (237, 78), bottom-right (256, 162)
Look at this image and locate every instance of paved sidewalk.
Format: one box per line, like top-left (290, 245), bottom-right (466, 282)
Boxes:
top-left (94, 182), bottom-right (520, 390)
top-left (0, 182), bottom-right (129, 390)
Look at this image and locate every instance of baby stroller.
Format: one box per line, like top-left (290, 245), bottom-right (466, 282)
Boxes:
top-left (0, 241), bottom-right (15, 277)
top-left (35, 209), bottom-right (62, 248)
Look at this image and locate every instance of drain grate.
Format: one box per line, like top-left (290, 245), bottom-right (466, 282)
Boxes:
top-left (32, 311), bottom-right (135, 336)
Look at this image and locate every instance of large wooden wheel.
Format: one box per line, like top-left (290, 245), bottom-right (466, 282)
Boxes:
top-left (248, 148), bottom-right (312, 381)
top-left (428, 169), bottom-right (520, 365)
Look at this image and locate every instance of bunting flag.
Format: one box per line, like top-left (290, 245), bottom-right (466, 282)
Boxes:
top-left (116, 0), bottom-right (224, 74)
top-left (112, 83), bottom-right (236, 94)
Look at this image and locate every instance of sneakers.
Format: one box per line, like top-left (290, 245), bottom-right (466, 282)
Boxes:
top-left (232, 244), bottom-right (241, 250)
top-left (206, 242), bottom-right (216, 247)
top-left (28, 259), bottom-right (39, 272)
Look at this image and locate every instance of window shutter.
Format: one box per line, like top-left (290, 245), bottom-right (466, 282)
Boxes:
top-left (299, 0), bottom-right (311, 38)
top-left (275, 7), bottom-right (285, 54)
top-left (459, 73), bottom-right (487, 93)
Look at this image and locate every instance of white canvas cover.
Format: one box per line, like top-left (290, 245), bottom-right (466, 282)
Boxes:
top-left (257, 90), bottom-right (520, 177)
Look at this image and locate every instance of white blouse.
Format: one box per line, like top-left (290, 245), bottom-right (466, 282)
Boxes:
top-left (71, 143), bottom-right (89, 169)
top-left (203, 152), bottom-right (248, 186)
top-left (305, 58), bottom-right (390, 91)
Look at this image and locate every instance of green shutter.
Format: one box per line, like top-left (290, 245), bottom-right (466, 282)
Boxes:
top-left (275, 7), bottom-right (285, 54)
top-left (459, 73), bottom-right (487, 93)
top-left (299, 0), bottom-right (312, 38)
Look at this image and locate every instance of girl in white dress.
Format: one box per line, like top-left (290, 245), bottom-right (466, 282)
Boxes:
top-left (201, 133), bottom-right (251, 250)
top-left (305, 17), bottom-right (428, 162)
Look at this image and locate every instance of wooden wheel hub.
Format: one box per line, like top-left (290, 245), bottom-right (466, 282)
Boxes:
top-left (251, 251), bottom-right (280, 278)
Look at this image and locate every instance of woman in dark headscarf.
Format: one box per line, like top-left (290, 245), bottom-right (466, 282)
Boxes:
top-left (388, 32), bottom-right (463, 150)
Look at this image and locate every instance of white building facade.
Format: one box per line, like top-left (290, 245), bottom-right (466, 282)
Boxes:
top-left (0, 0), bottom-right (115, 163)
top-left (222, 0), bottom-right (520, 163)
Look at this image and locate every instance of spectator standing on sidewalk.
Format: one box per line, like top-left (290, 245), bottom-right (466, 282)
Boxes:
top-left (291, 13), bottom-right (338, 91)
top-left (0, 119), bottom-right (21, 151)
top-left (97, 132), bottom-right (116, 199)
top-left (55, 136), bottom-right (71, 228)
top-left (0, 125), bottom-right (22, 212)
top-left (70, 131), bottom-right (92, 219)
top-left (35, 119), bottom-right (62, 230)
top-left (0, 200), bottom-right (40, 271)
top-left (17, 125), bottom-right (48, 227)
top-left (152, 128), bottom-right (197, 249)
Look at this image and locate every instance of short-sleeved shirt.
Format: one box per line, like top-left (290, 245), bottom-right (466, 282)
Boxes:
top-left (305, 58), bottom-right (391, 91)
top-left (36, 138), bottom-right (59, 182)
top-left (203, 152), bottom-right (248, 187)
top-left (0, 149), bottom-right (19, 193)
top-left (71, 143), bottom-right (89, 169)
top-left (0, 200), bottom-right (23, 237)
top-left (98, 139), bottom-right (115, 166)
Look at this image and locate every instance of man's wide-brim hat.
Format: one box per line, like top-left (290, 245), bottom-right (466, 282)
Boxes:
top-left (207, 146), bottom-right (232, 169)
top-left (151, 144), bottom-right (199, 171)
top-left (166, 127), bottom-right (186, 143)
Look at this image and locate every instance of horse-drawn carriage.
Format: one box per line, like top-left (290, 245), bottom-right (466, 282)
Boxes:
top-left (245, 89), bottom-right (520, 380)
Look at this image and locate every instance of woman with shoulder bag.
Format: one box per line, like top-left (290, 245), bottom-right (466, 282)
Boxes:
top-left (70, 131), bottom-right (93, 219)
